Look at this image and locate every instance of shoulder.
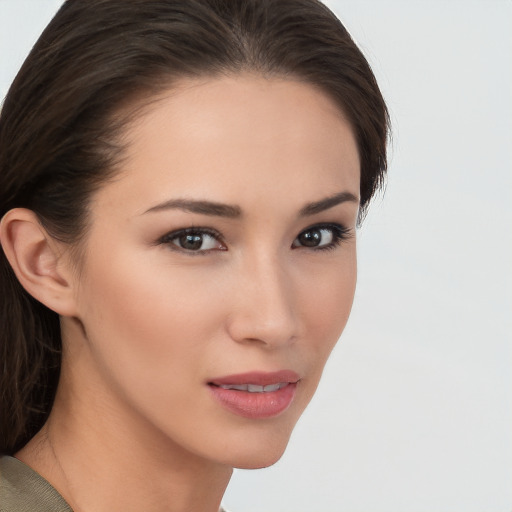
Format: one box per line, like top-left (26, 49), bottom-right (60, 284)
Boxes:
top-left (0, 455), bottom-right (72, 512)
top-left (0, 456), bottom-right (233, 512)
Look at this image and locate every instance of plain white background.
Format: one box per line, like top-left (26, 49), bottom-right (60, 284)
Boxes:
top-left (1, 1), bottom-right (511, 511)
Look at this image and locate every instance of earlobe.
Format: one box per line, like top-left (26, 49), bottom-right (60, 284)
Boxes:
top-left (0, 208), bottom-right (78, 316)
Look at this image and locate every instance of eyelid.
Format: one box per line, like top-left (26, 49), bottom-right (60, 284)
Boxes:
top-left (158, 226), bottom-right (226, 254)
top-left (156, 222), bottom-right (352, 255)
top-left (292, 222), bottom-right (352, 251)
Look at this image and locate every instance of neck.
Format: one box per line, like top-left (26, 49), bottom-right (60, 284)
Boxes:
top-left (16, 332), bottom-right (233, 512)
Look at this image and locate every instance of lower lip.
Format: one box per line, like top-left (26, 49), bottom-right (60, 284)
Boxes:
top-left (208, 382), bottom-right (297, 419)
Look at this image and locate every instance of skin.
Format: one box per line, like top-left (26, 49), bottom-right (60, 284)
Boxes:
top-left (15, 74), bottom-right (360, 512)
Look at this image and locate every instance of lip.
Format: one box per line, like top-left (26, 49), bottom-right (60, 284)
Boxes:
top-left (208, 370), bottom-right (300, 419)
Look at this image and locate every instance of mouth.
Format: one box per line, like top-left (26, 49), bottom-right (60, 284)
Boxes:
top-left (207, 370), bottom-right (300, 419)
top-left (211, 382), bottom-right (289, 393)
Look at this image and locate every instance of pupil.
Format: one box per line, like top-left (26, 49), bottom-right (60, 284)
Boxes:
top-left (180, 234), bottom-right (203, 250)
top-left (299, 229), bottom-right (321, 247)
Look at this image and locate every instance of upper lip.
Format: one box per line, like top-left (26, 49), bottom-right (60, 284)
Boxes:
top-left (208, 370), bottom-right (300, 387)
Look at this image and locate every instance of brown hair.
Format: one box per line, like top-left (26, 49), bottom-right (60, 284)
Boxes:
top-left (0, 0), bottom-right (389, 454)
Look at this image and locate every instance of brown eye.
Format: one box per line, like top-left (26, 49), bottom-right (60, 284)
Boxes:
top-left (297, 229), bottom-right (324, 247)
top-left (172, 231), bottom-right (222, 251)
top-left (177, 233), bottom-right (204, 251)
top-left (159, 228), bottom-right (225, 253)
top-left (292, 224), bottom-right (347, 250)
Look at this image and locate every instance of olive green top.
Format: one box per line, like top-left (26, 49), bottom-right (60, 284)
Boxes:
top-left (0, 456), bottom-right (72, 511)
top-left (0, 456), bottom-right (230, 512)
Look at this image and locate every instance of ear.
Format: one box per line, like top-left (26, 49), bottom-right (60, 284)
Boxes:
top-left (0, 208), bottom-right (78, 316)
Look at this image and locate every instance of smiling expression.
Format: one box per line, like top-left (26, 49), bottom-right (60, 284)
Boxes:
top-left (61, 74), bottom-right (360, 469)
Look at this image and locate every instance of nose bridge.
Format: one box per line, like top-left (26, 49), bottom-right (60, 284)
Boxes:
top-left (228, 248), bottom-right (298, 347)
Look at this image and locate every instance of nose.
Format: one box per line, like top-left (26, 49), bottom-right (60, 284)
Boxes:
top-left (226, 253), bottom-right (299, 349)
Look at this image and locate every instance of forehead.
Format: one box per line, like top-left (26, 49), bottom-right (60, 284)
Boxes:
top-left (93, 74), bottom-right (360, 216)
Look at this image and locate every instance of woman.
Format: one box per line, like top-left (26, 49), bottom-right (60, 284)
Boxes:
top-left (0, 0), bottom-right (389, 510)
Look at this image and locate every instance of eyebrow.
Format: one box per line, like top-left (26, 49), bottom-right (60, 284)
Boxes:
top-left (144, 199), bottom-right (242, 218)
top-left (143, 191), bottom-right (359, 218)
top-left (298, 191), bottom-right (359, 216)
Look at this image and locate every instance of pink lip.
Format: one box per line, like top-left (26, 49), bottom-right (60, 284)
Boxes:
top-left (208, 370), bottom-right (300, 419)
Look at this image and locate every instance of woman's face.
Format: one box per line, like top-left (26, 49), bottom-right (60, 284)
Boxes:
top-left (63, 75), bottom-right (360, 469)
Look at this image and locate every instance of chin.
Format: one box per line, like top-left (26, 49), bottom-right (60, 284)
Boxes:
top-left (213, 425), bottom-right (293, 470)
top-left (230, 445), bottom-right (288, 470)
top-left (204, 394), bottom-right (313, 470)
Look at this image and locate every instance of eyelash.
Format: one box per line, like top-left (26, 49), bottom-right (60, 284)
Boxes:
top-left (296, 223), bottom-right (352, 252)
top-left (157, 223), bottom-right (351, 255)
top-left (158, 227), bottom-right (225, 255)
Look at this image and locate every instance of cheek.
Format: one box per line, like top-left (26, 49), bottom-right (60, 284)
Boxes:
top-left (303, 254), bottom-right (356, 330)
top-left (297, 254), bottom-right (357, 370)
top-left (76, 239), bottom-right (356, 385)
top-left (76, 249), bottom-right (225, 379)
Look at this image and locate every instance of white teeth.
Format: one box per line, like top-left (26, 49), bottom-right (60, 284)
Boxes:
top-left (263, 383), bottom-right (282, 392)
top-left (220, 384), bottom-right (248, 391)
top-left (218, 383), bottom-right (287, 392)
